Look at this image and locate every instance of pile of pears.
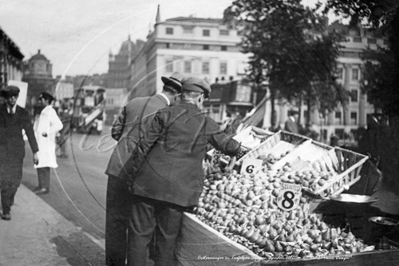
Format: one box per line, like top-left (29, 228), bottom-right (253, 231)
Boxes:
top-left (197, 168), bottom-right (373, 260)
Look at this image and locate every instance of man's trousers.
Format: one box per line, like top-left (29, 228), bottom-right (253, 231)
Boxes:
top-left (127, 195), bottom-right (185, 266)
top-left (105, 176), bottom-right (132, 266)
top-left (36, 167), bottom-right (50, 189)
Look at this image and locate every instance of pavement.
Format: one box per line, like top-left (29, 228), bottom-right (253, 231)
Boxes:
top-left (0, 184), bottom-right (106, 266)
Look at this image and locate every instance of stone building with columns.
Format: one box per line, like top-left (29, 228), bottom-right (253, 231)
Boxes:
top-left (128, 5), bottom-right (249, 99)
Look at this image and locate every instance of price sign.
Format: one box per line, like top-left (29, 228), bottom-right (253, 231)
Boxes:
top-left (211, 151), bottom-right (221, 165)
top-left (240, 159), bottom-right (262, 175)
top-left (277, 183), bottom-right (301, 212)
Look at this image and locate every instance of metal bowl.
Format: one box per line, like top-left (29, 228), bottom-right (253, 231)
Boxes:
top-left (369, 216), bottom-right (399, 226)
top-left (330, 193), bottom-right (378, 203)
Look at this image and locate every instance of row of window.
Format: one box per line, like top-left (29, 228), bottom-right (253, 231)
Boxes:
top-left (164, 42), bottom-right (232, 52)
top-left (300, 109), bottom-right (359, 125)
top-left (165, 60), bottom-right (228, 75)
top-left (336, 67), bottom-right (360, 81)
top-left (166, 27), bottom-right (229, 37)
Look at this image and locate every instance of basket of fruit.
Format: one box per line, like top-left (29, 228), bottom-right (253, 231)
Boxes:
top-left (300, 147), bottom-right (368, 199)
top-left (207, 127), bottom-right (274, 166)
top-left (236, 131), bottom-right (310, 168)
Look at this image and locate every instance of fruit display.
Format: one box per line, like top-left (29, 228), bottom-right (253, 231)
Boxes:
top-left (196, 168), bottom-right (375, 261)
top-left (207, 126), bottom-right (273, 166)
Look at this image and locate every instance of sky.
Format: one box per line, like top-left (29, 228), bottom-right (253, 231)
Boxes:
top-left (0, 0), bottom-right (328, 77)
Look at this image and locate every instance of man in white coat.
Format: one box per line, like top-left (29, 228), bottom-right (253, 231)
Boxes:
top-left (33, 92), bottom-right (63, 195)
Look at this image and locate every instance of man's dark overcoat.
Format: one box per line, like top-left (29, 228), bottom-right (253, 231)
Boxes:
top-left (0, 104), bottom-right (38, 189)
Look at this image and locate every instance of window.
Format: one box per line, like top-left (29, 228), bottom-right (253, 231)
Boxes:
top-left (220, 62), bottom-right (227, 75)
top-left (203, 45), bottom-right (209, 50)
top-left (166, 27), bottom-right (173, 35)
top-left (184, 61), bottom-right (191, 73)
top-left (221, 46), bottom-right (227, 51)
top-left (352, 68), bottom-right (359, 80)
top-left (165, 60), bottom-right (173, 73)
top-left (350, 111), bottom-right (358, 125)
top-left (220, 29), bottom-right (229, 36)
top-left (166, 43), bottom-right (170, 49)
top-left (335, 111), bottom-right (342, 119)
top-left (353, 37), bottom-right (362, 43)
top-left (336, 68), bottom-right (343, 79)
top-left (182, 25), bottom-right (193, 34)
top-left (367, 38), bottom-right (377, 44)
top-left (203, 29), bottom-right (210, 36)
top-left (350, 89), bottom-right (358, 102)
top-left (202, 62), bottom-right (210, 74)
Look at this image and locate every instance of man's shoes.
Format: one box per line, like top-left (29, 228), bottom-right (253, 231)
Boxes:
top-left (1, 213), bottom-right (11, 221)
top-left (35, 188), bottom-right (49, 195)
top-left (32, 186), bottom-right (42, 192)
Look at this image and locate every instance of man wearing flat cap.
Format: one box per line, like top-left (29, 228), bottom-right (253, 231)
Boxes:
top-left (122, 77), bottom-right (241, 266)
top-left (33, 92), bottom-right (63, 195)
top-left (0, 85), bottom-right (39, 221)
top-left (104, 72), bottom-right (184, 266)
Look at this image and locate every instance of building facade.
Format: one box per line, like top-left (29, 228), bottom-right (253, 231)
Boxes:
top-left (22, 49), bottom-right (55, 112)
top-left (106, 36), bottom-right (144, 89)
top-left (0, 27), bottom-right (24, 90)
top-left (128, 7), bottom-right (249, 99)
top-left (260, 22), bottom-right (383, 143)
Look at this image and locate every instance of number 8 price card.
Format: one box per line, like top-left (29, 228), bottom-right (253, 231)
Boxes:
top-left (277, 183), bottom-right (302, 212)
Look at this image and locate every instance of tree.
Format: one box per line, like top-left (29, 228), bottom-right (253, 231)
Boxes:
top-left (224, 0), bottom-right (347, 128)
top-left (324, 0), bottom-right (399, 116)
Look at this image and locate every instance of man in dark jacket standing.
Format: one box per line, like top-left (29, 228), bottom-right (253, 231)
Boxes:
top-left (104, 73), bottom-right (184, 266)
top-left (123, 77), bottom-right (241, 266)
top-left (0, 86), bottom-right (39, 220)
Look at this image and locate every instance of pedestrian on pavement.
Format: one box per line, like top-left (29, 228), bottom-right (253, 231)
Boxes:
top-left (104, 72), bottom-right (184, 266)
top-left (284, 110), bottom-right (299, 134)
top-left (0, 85), bottom-right (39, 221)
top-left (57, 106), bottom-right (71, 158)
top-left (122, 77), bottom-right (241, 266)
top-left (33, 92), bottom-right (63, 195)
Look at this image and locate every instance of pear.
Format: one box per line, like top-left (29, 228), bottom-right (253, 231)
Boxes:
top-left (322, 229), bottom-right (331, 241)
top-left (255, 215), bottom-right (265, 226)
top-left (322, 241), bottom-right (331, 250)
top-left (286, 233), bottom-right (295, 242)
top-left (310, 243), bottom-right (319, 252)
top-left (243, 226), bottom-right (254, 239)
top-left (277, 233), bottom-right (286, 242)
top-left (249, 229), bottom-right (260, 243)
top-left (330, 228), bottom-right (338, 240)
top-left (274, 241), bottom-right (284, 252)
top-left (257, 237), bottom-right (267, 248)
top-left (268, 227), bottom-right (278, 239)
top-left (313, 234), bottom-right (323, 244)
top-left (264, 240), bottom-right (275, 252)
top-left (347, 231), bottom-right (355, 240)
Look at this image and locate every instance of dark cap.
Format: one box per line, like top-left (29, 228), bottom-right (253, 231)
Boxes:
top-left (161, 72), bottom-right (184, 93)
top-left (181, 77), bottom-right (211, 98)
top-left (40, 92), bottom-right (55, 102)
top-left (1, 85), bottom-right (20, 96)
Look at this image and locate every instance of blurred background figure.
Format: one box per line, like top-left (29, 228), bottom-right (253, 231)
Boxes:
top-left (33, 92), bottom-right (63, 195)
top-left (284, 110), bottom-right (299, 134)
top-left (57, 104), bottom-right (71, 158)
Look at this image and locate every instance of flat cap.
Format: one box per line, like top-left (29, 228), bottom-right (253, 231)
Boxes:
top-left (182, 77), bottom-right (211, 98)
top-left (1, 85), bottom-right (20, 95)
top-left (161, 72), bottom-right (184, 93)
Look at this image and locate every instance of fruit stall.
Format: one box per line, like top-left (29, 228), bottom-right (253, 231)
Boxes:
top-left (175, 128), bottom-right (399, 265)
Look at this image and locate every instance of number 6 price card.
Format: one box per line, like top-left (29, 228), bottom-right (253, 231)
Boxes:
top-left (277, 183), bottom-right (302, 212)
top-left (240, 159), bottom-right (262, 176)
